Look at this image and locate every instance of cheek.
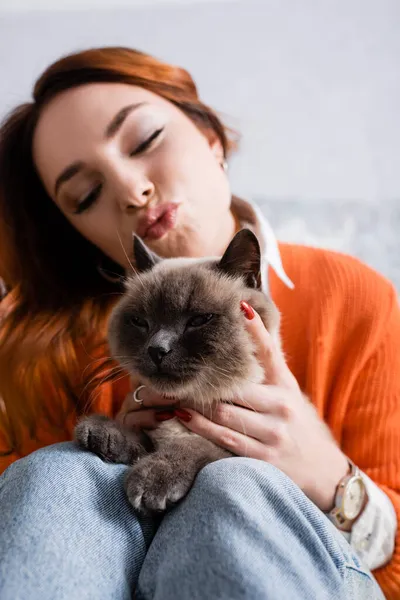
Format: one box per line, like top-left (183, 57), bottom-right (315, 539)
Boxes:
top-left (184, 320), bottom-right (241, 361)
top-left (67, 210), bottom-right (131, 267)
top-left (160, 134), bottom-right (230, 211)
top-left (110, 312), bottom-right (147, 360)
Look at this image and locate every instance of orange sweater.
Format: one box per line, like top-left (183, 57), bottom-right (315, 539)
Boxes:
top-left (1, 243), bottom-right (399, 598)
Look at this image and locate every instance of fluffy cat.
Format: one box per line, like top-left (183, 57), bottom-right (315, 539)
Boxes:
top-left (75, 228), bottom-right (280, 513)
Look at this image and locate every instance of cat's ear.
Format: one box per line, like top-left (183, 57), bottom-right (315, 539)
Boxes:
top-left (133, 235), bottom-right (162, 272)
top-left (218, 228), bottom-right (262, 289)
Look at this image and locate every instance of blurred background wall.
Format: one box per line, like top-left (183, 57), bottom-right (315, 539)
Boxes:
top-left (1, 0), bottom-right (399, 287)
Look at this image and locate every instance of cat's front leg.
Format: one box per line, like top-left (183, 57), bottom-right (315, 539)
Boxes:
top-left (74, 414), bottom-right (152, 465)
top-left (125, 433), bottom-right (230, 513)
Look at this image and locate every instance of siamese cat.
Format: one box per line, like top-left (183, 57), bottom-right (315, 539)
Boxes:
top-left (75, 228), bottom-right (280, 513)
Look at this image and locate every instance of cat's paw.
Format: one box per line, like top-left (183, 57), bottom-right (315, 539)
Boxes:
top-left (125, 454), bottom-right (195, 513)
top-left (74, 414), bottom-right (145, 464)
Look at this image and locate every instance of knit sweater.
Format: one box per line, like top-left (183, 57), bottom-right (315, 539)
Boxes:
top-left (271, 243), bottom-right (400, 599)
top-left (1, 242), bottom-right (399, 598)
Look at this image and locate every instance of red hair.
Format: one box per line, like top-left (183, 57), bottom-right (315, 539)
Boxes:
top-left (0, 47), bottom-right (237, 454)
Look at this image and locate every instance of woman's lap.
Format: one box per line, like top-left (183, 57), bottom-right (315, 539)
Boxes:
top-left (137, 457), bottom-right (383, 600)
top-left (0, 442), bottom-right (383, 600)
top-left (0, 442), bottom-right (154, 600)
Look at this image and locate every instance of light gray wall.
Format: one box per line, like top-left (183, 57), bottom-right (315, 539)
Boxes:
top-left (1, 0), bottom-right (399, 202)
top-left (1, 0), bottom-right (399, 285)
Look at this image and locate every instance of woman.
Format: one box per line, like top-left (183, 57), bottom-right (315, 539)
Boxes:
top-left (0, 47), bottom-right (398, 599)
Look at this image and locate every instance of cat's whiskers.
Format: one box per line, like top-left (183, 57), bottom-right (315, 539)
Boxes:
top-left (233, 393), bottom-right (259, 414)
top-left (211, 364), bottom-right (232, 376)
top-left (199, 360), bottom-right (232, 377)
top-left (80, 365), bottom-right (125, 409)
top-left (82, 368), bottom-right (128, 414)
top-left (81, 356), bottom-right (132, 377)
top-left (116, 228), bottom-right (146, 290)
top-left (197, 355), bottom-right (231, 379)
top-left (81, 364), bottom-right (123, 393)
top-left (82, 366), bottom-right (124, 402)
top-left (199, 363), bottom-right (232, 386)
top-left (78, 341), bottom-right (130, 364)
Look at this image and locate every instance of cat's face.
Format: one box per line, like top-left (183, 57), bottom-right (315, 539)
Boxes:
top-left (108, 229), bottom-right (279, 403)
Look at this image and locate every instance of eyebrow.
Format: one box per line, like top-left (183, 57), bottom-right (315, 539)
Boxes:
top-left (54, 102), bottom-right (146, 196)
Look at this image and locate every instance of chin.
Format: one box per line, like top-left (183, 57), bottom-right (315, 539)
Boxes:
top-left (151, 222), bottom-right (201, 259)
top-left (140, 370), bottom-right (201, 400)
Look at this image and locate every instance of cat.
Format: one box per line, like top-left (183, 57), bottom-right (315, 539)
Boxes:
top-left (74, 228), bottom-right (281, 513)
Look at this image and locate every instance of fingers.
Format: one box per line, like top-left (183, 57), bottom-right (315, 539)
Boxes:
top-left (116, 386), bottom-right (177, 430)
top-left (243, 308), bottom-right (283, 382)
top-left (211, 402), bottom-right (284, 445)
top-left (120, 387), bottom-right (178, 416)
top-left (120, 408), bottom-right (175, 430)
top-left (242, 304), bottom-right (299, 390)
top-left (177, 409), bottom-right (269, 460)
top-left (134, 386), bottom-right (178, 408)
top-left (232, 383), bottom-right (291, 417)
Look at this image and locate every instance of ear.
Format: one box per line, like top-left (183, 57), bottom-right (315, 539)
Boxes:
top-left (133, 235), bottom-right (162, 272)
top-left (218, 228), bottom-right (262, 289)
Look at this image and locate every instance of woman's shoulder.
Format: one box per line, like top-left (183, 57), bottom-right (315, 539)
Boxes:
top-left (271, 242), bottom-right (398, 335)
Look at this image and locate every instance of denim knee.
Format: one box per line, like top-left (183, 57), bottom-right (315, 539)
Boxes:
top-left (194, 457), bottom-right (368, 577)
top-left (0, 446), bottom-right (153, 600)
top-left (0, 441), bottom-right (111, 508)
top-left (194, 457), bottom-right (293, 506)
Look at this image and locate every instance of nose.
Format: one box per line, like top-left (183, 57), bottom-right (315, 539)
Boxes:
top-left (113, 165), bottom-right (155, 211)
top-left (148, 345), bottom-right (172, 367)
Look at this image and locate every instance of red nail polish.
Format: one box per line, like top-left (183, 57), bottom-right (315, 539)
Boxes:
top-left (155, 411), bottom-right (175, 422)
top-left (174, 408), bottom-right (192, 422)
top-left (240, 301), bottom-right (255, 320)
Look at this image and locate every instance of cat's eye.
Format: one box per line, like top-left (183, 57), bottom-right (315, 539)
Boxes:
top-left (187, 314), bottom-right (214, 328)
top-left (130, 315), bottom-right (148, 329)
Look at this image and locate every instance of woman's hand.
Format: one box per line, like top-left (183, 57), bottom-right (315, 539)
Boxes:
top-left (116, 385), bottom-right (177, 430)
top-left (175, 302), bottom-right (350, 512)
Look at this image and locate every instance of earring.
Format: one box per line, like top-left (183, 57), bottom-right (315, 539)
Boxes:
top-left (221, 160), bottom-right (228, 172)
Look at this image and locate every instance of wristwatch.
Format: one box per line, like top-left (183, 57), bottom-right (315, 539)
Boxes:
top-left (327, 458), bottom-right (368, 532)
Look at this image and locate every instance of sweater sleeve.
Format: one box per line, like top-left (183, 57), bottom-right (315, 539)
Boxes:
top-left (340, 284), bottom-right (400, 599)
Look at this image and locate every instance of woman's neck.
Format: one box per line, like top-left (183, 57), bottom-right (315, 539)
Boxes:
top-left (212, 208), bottom-right (238, 258)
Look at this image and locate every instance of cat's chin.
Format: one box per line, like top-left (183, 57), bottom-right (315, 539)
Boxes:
top-left (138, 373), bottom-right (196, 400)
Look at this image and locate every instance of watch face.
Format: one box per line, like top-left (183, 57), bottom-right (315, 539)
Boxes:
top-left (343, 477), bottom-right (365, 520)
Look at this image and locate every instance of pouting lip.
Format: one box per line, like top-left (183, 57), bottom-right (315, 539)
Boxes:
top-left (136, 202), bottom-right (180, 239)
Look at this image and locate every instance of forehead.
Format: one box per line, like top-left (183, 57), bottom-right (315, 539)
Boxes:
top-left (127, 264), bottom-right (242, 318)
top-left (32, 83), bottom-right (177, 193)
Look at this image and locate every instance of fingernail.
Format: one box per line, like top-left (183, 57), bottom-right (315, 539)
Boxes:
top-left (240, 301), bottom-right (255, 320)
top-left (174, 408), bottom-right (192, 422)
top-left (155, 411), bottom-right (175, 422)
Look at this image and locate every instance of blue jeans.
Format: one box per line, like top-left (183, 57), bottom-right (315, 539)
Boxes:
top-left (0, 442), bottom-right (383, 600)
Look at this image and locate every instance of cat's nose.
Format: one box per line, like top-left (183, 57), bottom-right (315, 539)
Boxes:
top-left (148, 345), bottom-right (171, 367)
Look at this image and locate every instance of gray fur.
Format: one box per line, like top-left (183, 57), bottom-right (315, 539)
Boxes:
top-left (75, 229), bottom-right (280, 513)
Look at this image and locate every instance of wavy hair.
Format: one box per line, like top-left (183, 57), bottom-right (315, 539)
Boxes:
top-left (0, 46), bottom-right (237, 454)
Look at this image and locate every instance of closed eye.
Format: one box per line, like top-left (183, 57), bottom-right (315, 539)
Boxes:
top-left (186, 314), bottom-right (214, 328)
top-left (130, 127), bottom-right (164, 156)
top-left (74, 183), bottom-right (102, 215)
top-left (130, 315), bottom-right (148, 329)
